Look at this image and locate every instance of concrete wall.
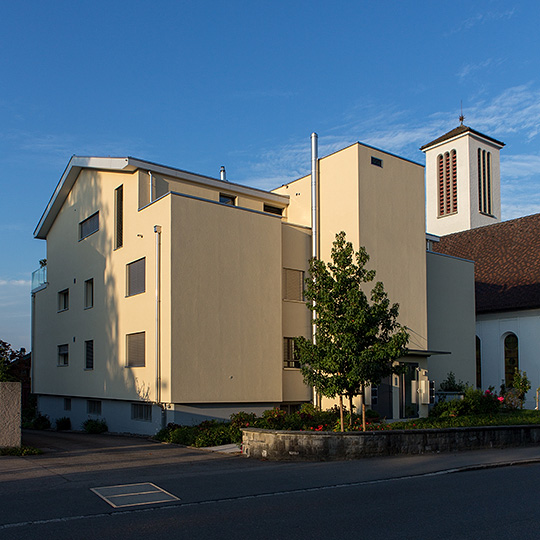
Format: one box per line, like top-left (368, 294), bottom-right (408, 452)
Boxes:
top-left (477, 309), bottom-right (540, 409)
top-left (242, 425), bottom-right (540, 461)
top-left (0, 382), bottom-right (21, 447)
top-left (427, 251), bottom-right (476, 388)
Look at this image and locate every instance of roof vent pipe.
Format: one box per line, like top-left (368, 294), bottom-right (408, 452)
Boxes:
top-left (220, 166), bottom-right (227, 181)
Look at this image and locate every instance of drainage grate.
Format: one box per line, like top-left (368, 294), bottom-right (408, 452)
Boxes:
top-left (91, 482), bottom-right (179, 508)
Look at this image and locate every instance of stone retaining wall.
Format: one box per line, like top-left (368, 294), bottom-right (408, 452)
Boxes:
top-left (241, 425), bottom-right (540, 461)
top-left (0, 382), bottom-right (21, 448)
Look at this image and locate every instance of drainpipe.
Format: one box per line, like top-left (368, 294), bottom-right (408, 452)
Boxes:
top-left (154, 225), bottom-right (162, 410)
top-left (311, 132), bottom-right (319, 408)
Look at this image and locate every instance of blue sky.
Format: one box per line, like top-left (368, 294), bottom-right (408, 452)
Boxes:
top-left (2, 1), bottom-right (540, 350)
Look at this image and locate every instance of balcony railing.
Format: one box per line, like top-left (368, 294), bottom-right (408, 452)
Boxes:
top-left (31, 266), bottom-right (47, 293)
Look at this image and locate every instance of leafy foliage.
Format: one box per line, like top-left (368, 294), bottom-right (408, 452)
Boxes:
top-left (439, 371), bottom-right (467, 392)
top-left (294, 232), bottom-right (409, 430)
top-left (55, 417), bottom-right (71, 431)
top-left (0, 446), bottom-right (42, 456)
top-left (0, 340), bottom-right (26, 382)
top-left (511, 368), bottom-right (531, 407)
top-left (82, 419), bottom-right (108, 434)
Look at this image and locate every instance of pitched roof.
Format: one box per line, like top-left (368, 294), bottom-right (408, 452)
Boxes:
top-left (434, 214), bottom-right (540, 313)
top-left (420, 125), bottom-right (505, 151)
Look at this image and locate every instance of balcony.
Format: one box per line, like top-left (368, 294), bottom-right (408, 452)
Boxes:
top-left (31, 266), bottom-right (47, 293)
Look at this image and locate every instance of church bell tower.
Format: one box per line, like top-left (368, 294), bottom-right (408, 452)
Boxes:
top-left (422, 120), bottom-right (504, 237)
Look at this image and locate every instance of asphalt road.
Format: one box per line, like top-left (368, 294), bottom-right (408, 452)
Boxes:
top-left (1, 431), bottom-right (540, 539)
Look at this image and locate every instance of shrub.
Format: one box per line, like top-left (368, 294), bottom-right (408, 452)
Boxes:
top-left (31, 414), bottom-right (51, 430)
top-left (229, 411), bottom-right (257, 443)
top-left (430, 387), bottom-right (502, 418)
top-left (193, 425), bottom-right (231, 447)
top-left (256, 408), bottom-right (288, 430)
top-left (511, 369), bottom-right (531, 407)
top-left (0, 446), bottom-right (42, 456)
top-left (82, 419), bottom-right (108, 434)
top-left (55, 417), bottom-right (71, 431)
top-left (439, 372), bottom-right (466, 392)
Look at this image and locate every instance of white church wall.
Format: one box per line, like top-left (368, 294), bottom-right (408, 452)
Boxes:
top-left (476, 309), bottom-right (540, 409)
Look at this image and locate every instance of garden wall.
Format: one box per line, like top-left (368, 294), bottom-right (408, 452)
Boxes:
top-left (241, 425), bottom-right (540, 461)
top-left (0, 382), bottom-right (21, 447)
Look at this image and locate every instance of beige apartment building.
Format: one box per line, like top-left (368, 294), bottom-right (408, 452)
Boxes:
top-left (32, 141), bottom-right (475, 435)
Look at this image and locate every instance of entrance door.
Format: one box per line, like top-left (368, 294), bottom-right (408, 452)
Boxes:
top-left (370, 376), bottom-right (393, 420)
top-left (400, 363), bottom-right (419, 419)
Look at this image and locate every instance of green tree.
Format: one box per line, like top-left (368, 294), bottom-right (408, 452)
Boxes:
top-left (294, 232), bottom-right (409, 432)
top-left (0, 340), bottom-right (26, 382)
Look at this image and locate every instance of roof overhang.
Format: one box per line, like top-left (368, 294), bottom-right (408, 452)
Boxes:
top-left (34, 156), bottom-right (289, 239)
top-left (407, 348), bottom-right (451, 357)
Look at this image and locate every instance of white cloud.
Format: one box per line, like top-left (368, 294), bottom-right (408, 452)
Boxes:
top-left (446, 8), bottom-right (516, 35)
top-left (0, 279), bottom-right (31, 287)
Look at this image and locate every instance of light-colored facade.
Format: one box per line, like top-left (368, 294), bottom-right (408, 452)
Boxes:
top-left (32, 142), bottom-right (476, 434)
top-left (423, 125), bottom-right (504, 237)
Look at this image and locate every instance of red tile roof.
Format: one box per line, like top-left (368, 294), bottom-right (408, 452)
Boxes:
top-left (434, 213), bottom-right (540, 313)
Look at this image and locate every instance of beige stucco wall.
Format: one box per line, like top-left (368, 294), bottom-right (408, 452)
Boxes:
top-left (0, 382), bottom-right (21, 447)
top-left (169, 194), bottom-right (284, 403)
top-left (274, 144), bottom-right (427, 351)
top-left (426, 251), bottom-right (476, 388)
top-left (281, 223), bottom-right (312, 402)
top-left (33, 168), bottom-right (172, 403)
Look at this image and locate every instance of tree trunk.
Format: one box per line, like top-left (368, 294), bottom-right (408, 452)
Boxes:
top-left (362, 384), bottom-right (366, 432)
top-left (348, 395), bottom-right (354, 428)
top-left (339, 394), bottom-right (344, 432)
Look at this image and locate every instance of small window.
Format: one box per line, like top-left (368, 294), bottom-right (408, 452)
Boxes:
top-left (127, 332), bottom-right (145, 367)
top-left (79, 212), bottom-right (99, 240)
top-left (263, 204), bottom-right (283, 216)
top-left (131, 403), bottom-right (152, 422)
top-left (115, 185), bottom-right (123, 249)
top-left (283, 337), bottom-right (300, 368)
top-left (127, 258), bottom-right (145, 296)
top-left (64, 398), bottom-right (72, 411)
top-left (283, 268), bottom-right (304, 301)
top-left (87, 399), bottom-right (102, 415)
top-left (219, 193), bottom-right (236, 205)
top-left (85, 340), bottom-right (94, 370)
top-left (371, 156), bottom-right (383, 168)
top-left (371, 386), bottom-right (379, 405)
top-left (58, 344), bottom-right (69, 366)
top-left (58, 289), bottom-right (69, 311)
top-left (84, 279), bottom-right (94, 309)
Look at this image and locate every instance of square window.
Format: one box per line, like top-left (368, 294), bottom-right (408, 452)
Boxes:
top-left (84, 279), bottom-right (94, 309)
top-left (58, 344), bottom-right (69, 366)
top-left (127, 258), bottom-right (145, 296)
top-left (85, 340), bottom-right (94, 370)
top-left (58, 289), bottom-right (69, 311)
top-left (131, 403), bottom-right (152, 422)
top-left (126, 332), bottom-right (145, 367)
top-left (87, 399), bottom-right (101, 415)
top-left (79, 212), bottom-right (99, 240)
top-left (219, 193), bottom-right (236, 205)
top-left (371, 156), bottom-right (383, 168)
top-left (283, 268), bottom-right (304, 301)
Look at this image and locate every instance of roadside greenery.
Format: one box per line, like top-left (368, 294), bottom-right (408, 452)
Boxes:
top-left (295, 232), bottom-right (409, 432)
top-left (0, 446), bottom-right (42, 456)
top-left (154, 399), bottom-right (540, 448)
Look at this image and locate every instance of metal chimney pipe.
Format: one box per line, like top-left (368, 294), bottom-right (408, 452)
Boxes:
top-left (311, 133), bottom-right (318, 261)
top-left (220, 166), bottom-right (226, 181)
top-left (311, 132), bottom-right (319, 408)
